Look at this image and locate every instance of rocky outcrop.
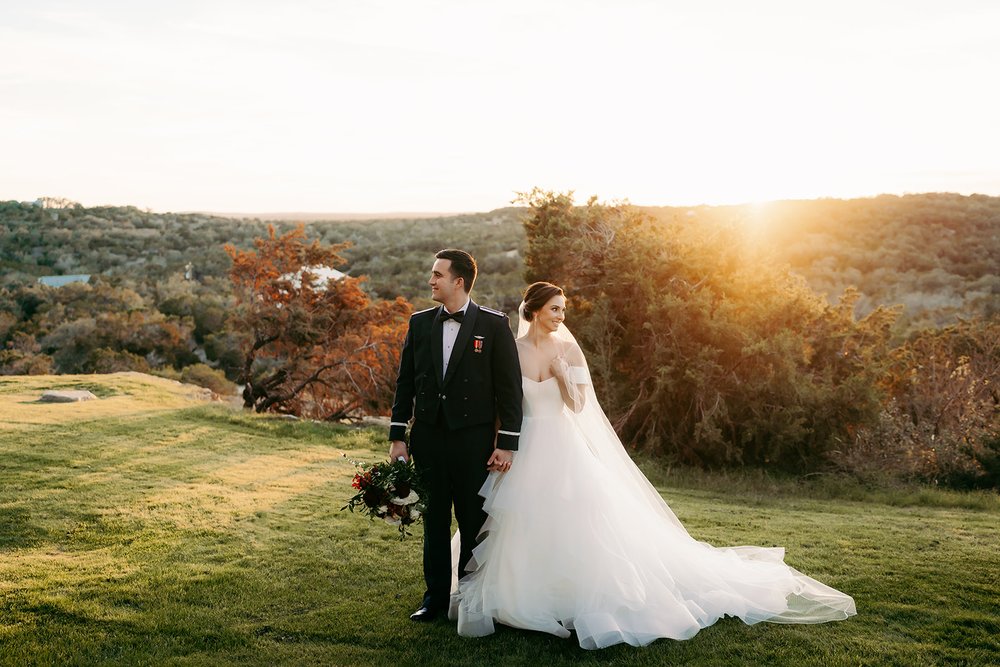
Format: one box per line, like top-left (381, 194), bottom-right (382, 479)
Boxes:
top-left (39, 390), bottom-right (98, 403)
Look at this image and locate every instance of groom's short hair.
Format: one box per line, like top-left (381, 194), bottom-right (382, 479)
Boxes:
top-left (435, 249), bottom-right (477, 293)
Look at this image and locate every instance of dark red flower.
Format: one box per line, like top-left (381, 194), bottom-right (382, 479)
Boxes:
top-left (362, 487), bottom-right (387, 508)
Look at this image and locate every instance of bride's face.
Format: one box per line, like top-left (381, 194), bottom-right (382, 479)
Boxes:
top-left (533, 294), bottom-right (566, 333)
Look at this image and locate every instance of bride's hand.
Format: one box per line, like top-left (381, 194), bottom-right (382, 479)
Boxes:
top-left (550, 354), bottom-right (568, 379)
top-left (487, 448), bottom-right (513, 472)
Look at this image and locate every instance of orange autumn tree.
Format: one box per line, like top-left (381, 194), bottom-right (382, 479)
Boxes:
top-left (225, 225), bottom-right (411, 419)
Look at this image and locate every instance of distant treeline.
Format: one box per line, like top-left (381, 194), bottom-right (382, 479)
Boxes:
top-left (1, 193), bottom-right (997, 487)
top-left (0, 199), bottom-right (525, 312)
top-left (3, 193), bottom-right (995, 328)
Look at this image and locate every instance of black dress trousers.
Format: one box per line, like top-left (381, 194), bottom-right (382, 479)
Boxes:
top-left (410, 417), bottom-right (494, 609)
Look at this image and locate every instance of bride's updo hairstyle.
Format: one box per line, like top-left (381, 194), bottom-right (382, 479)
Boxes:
top-left (521, 282), bottom-right (564, 322)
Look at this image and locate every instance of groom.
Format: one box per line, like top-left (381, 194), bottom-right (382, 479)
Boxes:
top-left (389, 249), bottom-right (523, 622)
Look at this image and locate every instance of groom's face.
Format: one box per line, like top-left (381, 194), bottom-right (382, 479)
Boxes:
top-left (429, 258), bottom-right (463, 304)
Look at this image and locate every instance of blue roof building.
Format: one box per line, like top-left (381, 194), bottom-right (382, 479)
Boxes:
top-left (37, 274), bottom-right (91, 287)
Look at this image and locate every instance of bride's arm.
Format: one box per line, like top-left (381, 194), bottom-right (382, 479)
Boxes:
top-left (551, 343), bottom-right (588, 413)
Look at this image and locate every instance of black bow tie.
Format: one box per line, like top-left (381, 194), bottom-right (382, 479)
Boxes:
top-left (440, 310), bottom-right (464, 324)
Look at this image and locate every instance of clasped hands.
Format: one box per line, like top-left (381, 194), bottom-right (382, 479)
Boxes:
top-left (487, 448), bottom-right (512, 473)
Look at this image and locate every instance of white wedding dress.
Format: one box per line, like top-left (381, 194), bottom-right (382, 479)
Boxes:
top-left (449, 363), bottom-right (856, 649)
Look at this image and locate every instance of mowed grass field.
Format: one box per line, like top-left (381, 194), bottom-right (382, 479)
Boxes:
top-left (1, 374), bottom-right (997, 666)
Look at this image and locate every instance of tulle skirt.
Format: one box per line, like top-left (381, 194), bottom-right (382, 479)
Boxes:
top-left (449, 412), bottom-right (856, 649)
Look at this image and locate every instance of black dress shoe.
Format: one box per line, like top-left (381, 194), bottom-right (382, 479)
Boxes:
top-left (409, 606), bottom-right (439, 622)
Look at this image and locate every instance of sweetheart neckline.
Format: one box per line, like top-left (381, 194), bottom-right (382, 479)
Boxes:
top-left (522, 375), bottom-right (557, 384)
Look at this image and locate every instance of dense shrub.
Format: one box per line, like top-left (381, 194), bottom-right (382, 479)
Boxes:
top-left (835, 319), bottom-right (1000, 488)
top-left (519, 189), bottom-right (899, 471)
top-left (155, 363), bottom-right (235, 395)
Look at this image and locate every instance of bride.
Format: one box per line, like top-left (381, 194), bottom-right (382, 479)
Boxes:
top-left (448, 282), bottom-right (856, 649)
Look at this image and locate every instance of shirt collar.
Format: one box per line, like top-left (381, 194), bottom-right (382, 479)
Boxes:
top-left (444, 297), bottom-right (471, 316)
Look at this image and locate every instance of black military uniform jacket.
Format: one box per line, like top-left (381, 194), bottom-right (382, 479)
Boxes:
top-left (389, 301), bottom-right (523, 450)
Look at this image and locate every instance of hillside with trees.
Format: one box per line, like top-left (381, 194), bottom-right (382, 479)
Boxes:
top-left (3, 193), bottom-right (994, 328)
top-left (1, 193), bottom-right (996, 487)
top-left (0, 199), bottom-right (524, 310)
top-left (642, 193), bottom-right (999, 331)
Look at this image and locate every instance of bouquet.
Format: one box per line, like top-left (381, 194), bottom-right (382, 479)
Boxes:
top-left (343, 457), bottom-right (426, 538)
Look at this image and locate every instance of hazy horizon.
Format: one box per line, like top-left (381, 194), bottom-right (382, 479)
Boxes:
top-left (16, 188), bottom-right (997, 220)
top-left (186, 189), bottom-right (1000, 219)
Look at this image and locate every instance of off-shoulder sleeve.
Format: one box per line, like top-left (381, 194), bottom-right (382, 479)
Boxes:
top-left (568, 365), bottom-right (591, 385)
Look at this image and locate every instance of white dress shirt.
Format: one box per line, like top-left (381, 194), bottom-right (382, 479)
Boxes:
top-left (441, 297), bottom-right (470, 378)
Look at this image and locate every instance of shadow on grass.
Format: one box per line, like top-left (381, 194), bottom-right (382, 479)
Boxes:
top-left (0, 504), bottom-right (47, 549)
top-left (8, 599), bottom-right (257, 664)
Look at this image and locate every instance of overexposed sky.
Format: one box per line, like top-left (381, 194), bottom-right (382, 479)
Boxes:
top-left (2, 0), bottom-right (998, 213)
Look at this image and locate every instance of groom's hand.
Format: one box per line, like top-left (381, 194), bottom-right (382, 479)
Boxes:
top-left (389, 440), bottom-right (408, 463)
top-left (487, 448), bottom-right (512, 472)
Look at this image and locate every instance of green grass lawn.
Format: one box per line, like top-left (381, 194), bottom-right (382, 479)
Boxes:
top-left (1, 375), bottom-right (998, 666)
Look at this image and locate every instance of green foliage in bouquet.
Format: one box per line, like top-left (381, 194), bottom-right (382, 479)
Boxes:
top-left (343, 458), bottom-right (426, 538)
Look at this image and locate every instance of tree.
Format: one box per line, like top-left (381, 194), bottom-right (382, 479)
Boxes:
top-left (518, 189), bottom-right (898, 470)
top-left (847, 318), bottom-right (1000, 487)
top-left (226, 225), bottom-right (411, 419)
top-left (0, 332), bottom-right (53, 375)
